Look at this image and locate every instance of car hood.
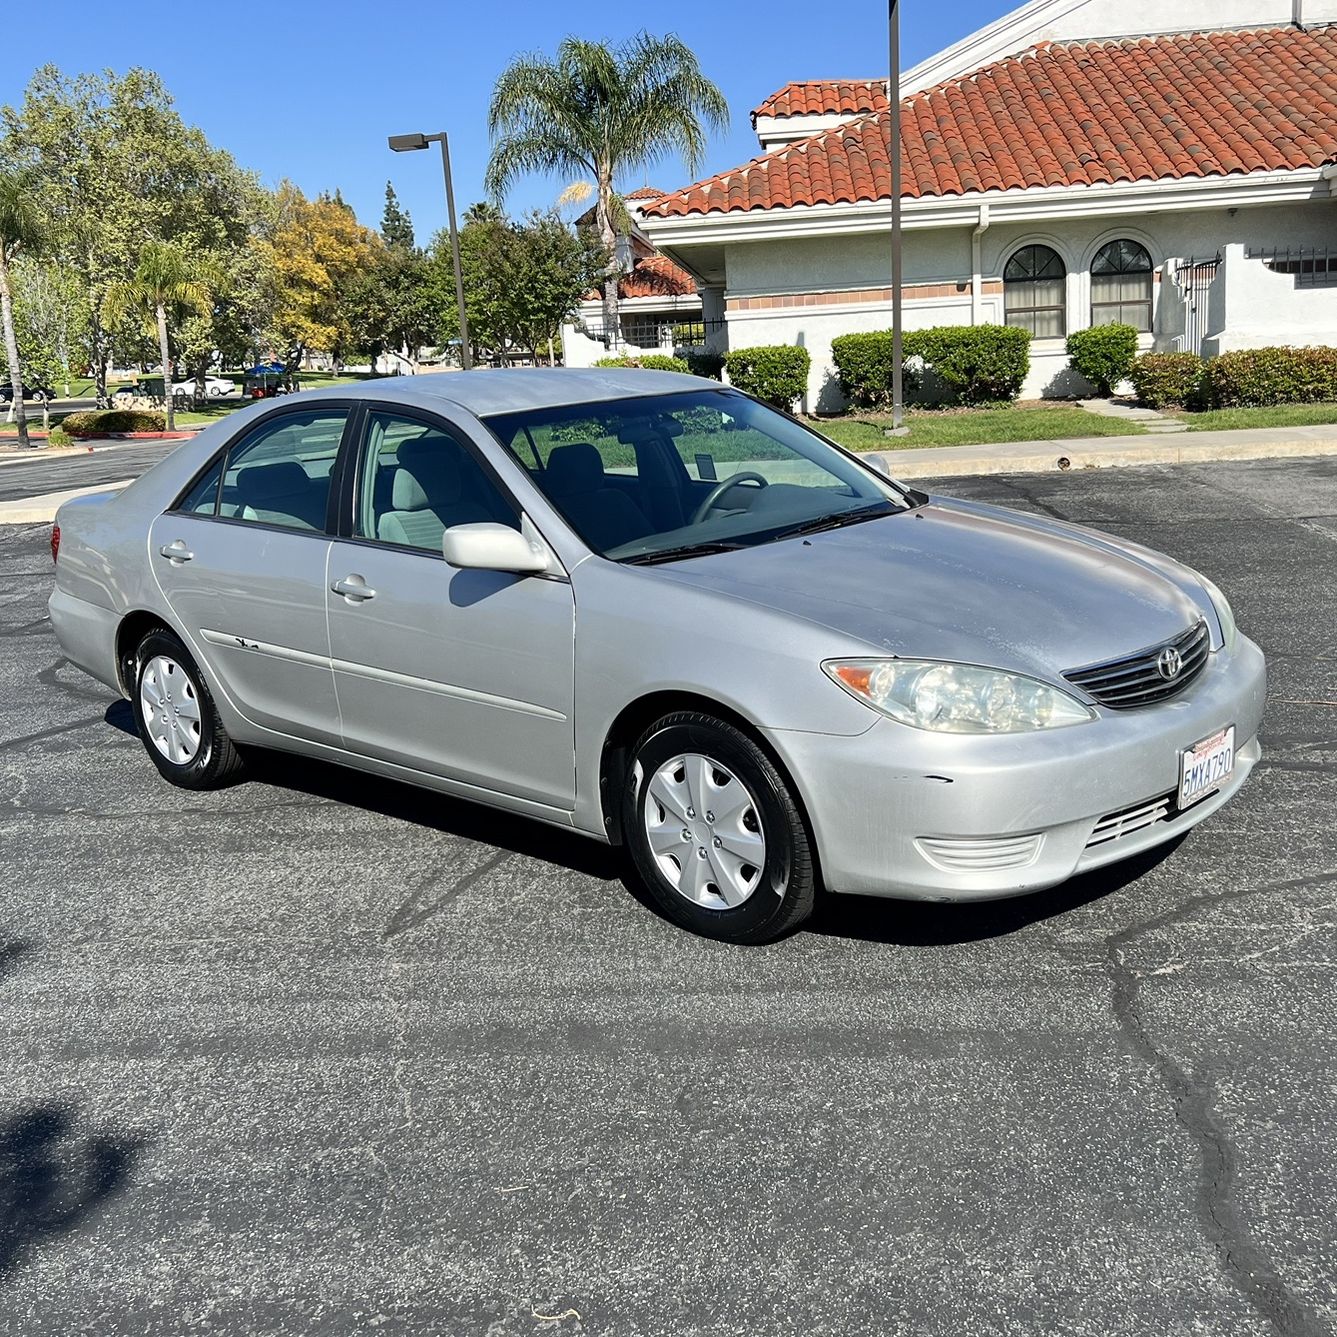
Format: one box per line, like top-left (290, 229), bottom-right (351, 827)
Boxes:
top-left (651, 497), bottom-right (1211, 680)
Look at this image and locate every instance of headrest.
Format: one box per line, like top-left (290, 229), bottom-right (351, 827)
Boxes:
top-left (544, 442), bottom-right (604, 496)
top-left (236, 461), bottom-right (309, 503)
top-left (392, 436), bottom-right (463, 512)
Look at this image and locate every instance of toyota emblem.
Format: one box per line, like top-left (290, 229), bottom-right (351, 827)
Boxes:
top-left (1156, 646), bottom-right (1183, 680)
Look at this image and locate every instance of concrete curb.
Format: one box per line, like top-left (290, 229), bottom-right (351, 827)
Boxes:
top-left (860, 425), bottom-right (1337, 479)
top-left (0, 480), bottom-right (131, 525)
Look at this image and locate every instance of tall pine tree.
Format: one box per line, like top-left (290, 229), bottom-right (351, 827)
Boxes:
top-left (382, 183), bottom-right (415, 250)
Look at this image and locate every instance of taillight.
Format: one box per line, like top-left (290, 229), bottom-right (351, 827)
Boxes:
top-left (51, 523), bottom-right (60, 563)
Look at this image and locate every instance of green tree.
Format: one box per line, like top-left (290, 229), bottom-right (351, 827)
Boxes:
top-left (486, 32), bottom-right (726, 346)
top-left (0, 168), bottom-right (45, 448)
top-left (104, 241), bottom-right (214, 430)
top-left (381, 182), bottom-right (415, 250)
top-left (2, 66), bottom-right (268, 405)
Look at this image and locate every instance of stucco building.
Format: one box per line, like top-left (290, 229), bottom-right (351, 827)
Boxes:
top-left (638, 0), bottom-right (1337, 409)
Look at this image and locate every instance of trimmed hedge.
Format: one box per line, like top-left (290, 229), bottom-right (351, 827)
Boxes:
top-left (1129, 353), bottom-right (1205, 409)
top-left (1066, 323), bottom-right (1139, 397)
top-left (61, 409), bottom-right (167, 437)
top-left (830, 325), bottom-right (1031, 407)
top-left (681, 347), bottom-right (725, 380)
top-left (593, 354), bottom-right (690, 373)
top-left (725, 345), bottom-right (811, 410)
top-left (1204, 346), bottom-right (1337, 407)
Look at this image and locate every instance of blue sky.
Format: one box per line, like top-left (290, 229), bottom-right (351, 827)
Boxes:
top-left (3, 0), bottom-right (1004, 242)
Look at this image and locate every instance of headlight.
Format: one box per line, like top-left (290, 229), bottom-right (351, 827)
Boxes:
top-left (1195, 573), bottom-right (1238, 651)
top-left (823, 659), bottom-right (1096, 733)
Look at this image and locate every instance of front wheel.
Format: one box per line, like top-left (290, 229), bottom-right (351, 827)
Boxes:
top-left (129, 628), bottom-right (245, 789)
top-left (622, 712), bottom-right (816, 943)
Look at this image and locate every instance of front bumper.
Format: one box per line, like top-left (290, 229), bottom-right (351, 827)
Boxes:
top-left (765, 635), bottom-right (1266, 901)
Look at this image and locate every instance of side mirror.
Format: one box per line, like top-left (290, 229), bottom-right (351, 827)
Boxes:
top-left (442, 522), bottom-right (549, 574)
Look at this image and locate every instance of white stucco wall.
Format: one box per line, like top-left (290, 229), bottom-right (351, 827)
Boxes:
top-left (712, 200), bottom-right (1337, 409)
top-left (1202, 243), bottom-right (1337, 356)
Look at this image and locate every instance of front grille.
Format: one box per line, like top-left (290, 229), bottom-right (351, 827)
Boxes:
top-left (1085, 792), bottom-right (1175, 849)
top-left (1064, 620), bottom-right (1210, 709)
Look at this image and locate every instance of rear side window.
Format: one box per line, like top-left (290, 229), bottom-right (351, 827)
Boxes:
top-left (178, 410), bottom-right (348, 532)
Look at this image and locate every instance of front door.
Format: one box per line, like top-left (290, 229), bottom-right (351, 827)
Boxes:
top-left (148, 406), bottom-right (351, 745)
top-left (325, 407), bottom-right (576, 807)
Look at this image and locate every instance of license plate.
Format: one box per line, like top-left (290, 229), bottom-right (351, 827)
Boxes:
top-left (1178, 725), bottom-right (1235, 809)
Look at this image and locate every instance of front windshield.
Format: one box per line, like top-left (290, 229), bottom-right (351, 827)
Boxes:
top-left (484, 388), bottom-right (909, 561)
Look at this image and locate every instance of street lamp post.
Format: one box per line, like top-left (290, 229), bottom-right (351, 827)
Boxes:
top-left (388, 131), bottom-right (472, 370)
top-left (889, 1), bottom-right (905, 431)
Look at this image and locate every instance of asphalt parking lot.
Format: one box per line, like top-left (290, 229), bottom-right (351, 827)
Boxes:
top-left (2, 456), bottom-right (1335, 1336)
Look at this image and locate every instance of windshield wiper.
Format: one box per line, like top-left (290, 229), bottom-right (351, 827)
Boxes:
top-left (767, 502), bottom-right (900, 542)
top-left (621, 540), bottom-right (745, 566)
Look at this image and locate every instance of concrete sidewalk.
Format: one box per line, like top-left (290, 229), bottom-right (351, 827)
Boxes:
top-left (862, 422), bottom-right (1337, 479)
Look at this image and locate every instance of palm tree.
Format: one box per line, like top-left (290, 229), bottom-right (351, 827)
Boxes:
top-left (486, 32), bottom-right (727, 347)
top-left (0, 169), bottom-right (46, 450)
top-left (104, 241), bottom-right (213, 431)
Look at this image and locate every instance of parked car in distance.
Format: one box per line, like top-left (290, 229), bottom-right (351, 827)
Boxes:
top-left (171, 376), bottom-right (238, 399)
top-left (1, 381), bottom-right (56, 403)
top-left (47, 369), bottom-right (1265, 943)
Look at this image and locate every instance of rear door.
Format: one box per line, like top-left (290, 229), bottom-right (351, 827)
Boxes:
top-left (148, 405), bottom-right (353, 745)
top-left (324, 405), bottom-right (577, 807)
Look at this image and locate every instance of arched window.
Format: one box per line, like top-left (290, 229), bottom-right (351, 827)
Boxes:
top-left (1004, 245), bottom-right (1066, 338)
top-left (1091, 239), bottom-right (1154, 332)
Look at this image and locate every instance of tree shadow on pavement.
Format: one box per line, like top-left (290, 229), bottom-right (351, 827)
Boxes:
top-left (806, 837), bottom-right (1185, 947)
top-left (0, 944), bottom-right (145, 1287)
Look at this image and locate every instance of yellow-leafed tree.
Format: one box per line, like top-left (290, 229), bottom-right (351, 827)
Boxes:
top-left (260, 183), bottom-right (380, 369)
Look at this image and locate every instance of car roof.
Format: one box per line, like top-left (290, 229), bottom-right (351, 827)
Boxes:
top-left (300, 367), bottom-right (725, 418)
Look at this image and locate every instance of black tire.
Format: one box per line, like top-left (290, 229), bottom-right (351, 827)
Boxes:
top-left (622, 711), bottom-right (816, 944)
top-left (129, 628), bottom-right (246, 790)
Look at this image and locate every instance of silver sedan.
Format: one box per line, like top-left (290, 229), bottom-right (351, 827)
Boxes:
top-left (48, 369), bottom-right (1265, 942)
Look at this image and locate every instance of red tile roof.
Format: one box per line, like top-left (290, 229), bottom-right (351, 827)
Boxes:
top-left (624, 185), bottom-right (667, 201)
top-left (618, 254), bottom-right (697, 299)
top-left (646, 26), bottom-right (1337, 218)
top-left (752, 79), bottom-right (888, 122)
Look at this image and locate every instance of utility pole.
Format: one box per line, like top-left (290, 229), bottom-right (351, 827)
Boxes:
top-left (889, 0), bottom-right (906, 431)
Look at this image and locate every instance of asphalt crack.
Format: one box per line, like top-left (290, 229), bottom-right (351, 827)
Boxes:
top-left (1106, 870), bottom-right (1337, 1337)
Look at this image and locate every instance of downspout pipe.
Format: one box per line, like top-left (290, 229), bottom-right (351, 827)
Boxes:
top-left (971, 203), bottom-right (991, 325)
top-left (1322, 163), bottom-right (1337, 198)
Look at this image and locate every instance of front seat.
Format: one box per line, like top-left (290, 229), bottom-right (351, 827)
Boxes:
top-left (377, 437), bottom-right (493, 549)
top-left (543, 442), bottom-right (652, 551)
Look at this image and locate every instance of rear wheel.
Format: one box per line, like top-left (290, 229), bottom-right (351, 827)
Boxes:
top-left (623, 711), bottom-right (816, 943)
top-left (129, 628), bottom-right (245, 789)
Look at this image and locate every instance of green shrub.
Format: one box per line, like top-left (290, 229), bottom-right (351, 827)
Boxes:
top-left (1129, 353), bottom-right (1205, 408)
top-left (724, 345), bottom-right (811, 410)
top-left (593, 353), bottom-right (689, 373)
top-left (909, 325), bottom-right (1031, 405)
top-left (681, 347), bottom-right (725, 380)
top-left (672, 322), bottom-right (706, 344)
top-left (1203, 346), bottom-right (1337, 408)
top-left (830, 331), bottom-right (898, 408)
top-left (1066, 323), bottom-right (1139, 397)
top-left (61, 408), bottom-right (167, 437)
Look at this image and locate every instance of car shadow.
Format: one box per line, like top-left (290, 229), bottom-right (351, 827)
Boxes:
top-left (104, 700), bottom-right (137, 737)
top-left (806, 837), bottom-right (1186, 946)
top-left (248, 750), bottom-right (624, 881)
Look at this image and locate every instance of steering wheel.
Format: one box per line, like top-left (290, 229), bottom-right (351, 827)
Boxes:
top-left (691, 471), bottom-right (769, 525)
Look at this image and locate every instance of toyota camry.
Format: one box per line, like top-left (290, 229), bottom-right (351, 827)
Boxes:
top-left (48, 369), bottom-right (1265, 942)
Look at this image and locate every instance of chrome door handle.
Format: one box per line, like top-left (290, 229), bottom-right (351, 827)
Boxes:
top-left (331, 575), bottom-right (376, 602)
top-left (158, 540), bottom-right (194, 564)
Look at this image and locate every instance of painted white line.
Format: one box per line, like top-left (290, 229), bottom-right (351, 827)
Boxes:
top-left (0, 480), bottom-right (131, 525)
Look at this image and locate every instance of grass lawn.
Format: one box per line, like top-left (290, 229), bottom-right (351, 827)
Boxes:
top-left (806, 404), bottom-right (1146, 451)
top-left (1172, 402), bottom-right (1337, 432)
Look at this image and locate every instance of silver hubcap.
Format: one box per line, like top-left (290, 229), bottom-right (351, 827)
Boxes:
top-left (643, 753), bottom-right (766, 909)
top-left (139, 655), bottom-right (202, 765)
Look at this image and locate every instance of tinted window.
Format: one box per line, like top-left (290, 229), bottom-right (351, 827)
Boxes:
top-left (177, 455), bottom-right (225, 515)
top-left (486, 389), bottom-right (905, 560)
top-left (216, 410), bottom-right (347, 531)
top-left (1004, 244), bottom-right (1067, 339)
top-left (358, 411), bottom-right (517, 552)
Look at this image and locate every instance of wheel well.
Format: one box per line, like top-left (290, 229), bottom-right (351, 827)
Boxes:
top-left (114, 611), bottom-right (171, 695)
top-left (598, 691), bottom-right (810, 850)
